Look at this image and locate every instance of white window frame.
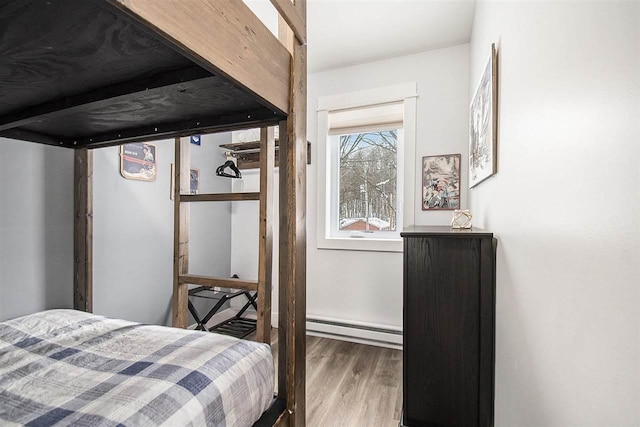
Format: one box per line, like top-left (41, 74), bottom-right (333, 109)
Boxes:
top-left (317, 83), bottom-right (417, 252)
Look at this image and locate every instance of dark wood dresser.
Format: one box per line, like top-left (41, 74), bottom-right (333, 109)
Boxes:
top-left (400, 226), bottom-right (496, 427)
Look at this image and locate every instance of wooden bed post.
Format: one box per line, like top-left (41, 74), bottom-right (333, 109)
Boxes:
top-left (173, 137), bottom-right (190, 328)
top-left (257, 127), bottom-right (275, 344)
top-left (74, 148), bottom-right (93, 312)
top-left (277, 0), bottom-right (307, 424)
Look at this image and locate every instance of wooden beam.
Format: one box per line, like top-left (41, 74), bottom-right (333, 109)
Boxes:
top-left (278, 0), bottom-right (307, 419)
top-left (276, 1), bottom-right (306, 424)
top-left (290, 5), bottom-right (307, 426)
top-left (178, 275), bottom-right (258, 291)
top-left (270, 0), bottom-right (306, 45)
top-left (108, 0), bottom-right (291, 114)
top-left (277, 13), bottom-right (290, 412)
top-left (0, 66), bottom-right (212, 133)
top-left (257, 126), bottom-right (275, 344)
top-left (278, 14), bottom-right (295, 55)
top-left (74, 149), bottom-right (93, 312)
top-left (180, 192), bottom-right (260, 202)
top-left (277, 126), bottom-right (289, 402)
top-left (173, 137), bottom-right (190, 328)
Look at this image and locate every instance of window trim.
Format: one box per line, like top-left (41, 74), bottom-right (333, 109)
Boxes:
top-left (317, 83), bottom-right (417, 252)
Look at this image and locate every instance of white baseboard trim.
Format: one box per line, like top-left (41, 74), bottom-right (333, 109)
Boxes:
top-left (306, 330), bottom-right (402, 350)
top-left (271, 312), bottom-right (403, 350)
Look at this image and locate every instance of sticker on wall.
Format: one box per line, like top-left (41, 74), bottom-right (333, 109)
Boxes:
top-left (120, 143), bottom-right (157, 182)
top-left (190, 168), bottom-right (199, 194)
top-left (190, 135), bottom-right (201, 146)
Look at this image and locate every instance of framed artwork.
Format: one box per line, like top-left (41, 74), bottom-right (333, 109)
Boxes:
top-left (469, 43), bottom-right (498, 188)
top-left (422, 153), bottom-right (461, 210)
top-left (120, 142), bottom-right (157, 182)
top-left (170, 164), bottom-right (200, 199)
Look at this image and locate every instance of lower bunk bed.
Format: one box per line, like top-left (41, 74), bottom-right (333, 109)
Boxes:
top-left (0, 310), bottom-right (278, 427)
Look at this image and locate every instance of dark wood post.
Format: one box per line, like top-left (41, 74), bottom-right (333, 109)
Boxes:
top-left (74, 148), bottom-right (93, 312)
top-left (278, 0), bottom-right (307, 423)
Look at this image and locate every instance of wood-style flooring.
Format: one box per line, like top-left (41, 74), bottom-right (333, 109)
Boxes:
top-left (268, 333), bottom-right (403, 427)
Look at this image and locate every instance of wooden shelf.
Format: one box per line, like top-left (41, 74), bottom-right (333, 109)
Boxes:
top-left (219, 138), bottom-right (311, 170)
top-left (180, 192), bottom-right (260, 202)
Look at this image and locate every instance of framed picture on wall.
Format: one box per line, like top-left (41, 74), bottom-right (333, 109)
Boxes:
top-left (422, 153), bottom-right (461, 210)
top-left (120, 142), bottom-right (157, 182)
top-left (469, 43), bottom-right (498, 188)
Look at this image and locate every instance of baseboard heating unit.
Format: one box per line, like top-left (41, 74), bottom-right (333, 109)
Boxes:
top-left (305, 316), bottom-right (402, 350)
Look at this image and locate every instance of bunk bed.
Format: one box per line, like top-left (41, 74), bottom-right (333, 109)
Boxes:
top-left (0, 0), bottom-right (307, 426)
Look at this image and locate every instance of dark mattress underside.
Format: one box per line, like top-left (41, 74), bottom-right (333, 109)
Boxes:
top-left (0, 0), bottom-right (285, 148)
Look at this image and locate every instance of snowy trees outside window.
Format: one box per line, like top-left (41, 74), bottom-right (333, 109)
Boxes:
top-left (338, 130), bottom-right (398, 233)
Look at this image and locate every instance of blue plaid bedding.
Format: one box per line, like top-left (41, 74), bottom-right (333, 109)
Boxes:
top-left (0, 310), bottom-right (274, 426)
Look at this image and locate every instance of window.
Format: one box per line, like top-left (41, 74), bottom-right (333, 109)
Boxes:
top-left (317, 83), bottom-right (417, 252)
top-left (337, 129), bottom-right (399, 234)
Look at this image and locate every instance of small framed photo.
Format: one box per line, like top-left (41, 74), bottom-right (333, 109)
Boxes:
top-left (422, 154), bottom-right (461, 210)
top-left (120, 142), bottom-right (157, 182)
top-left (469, 43), bottom-right (498, 188)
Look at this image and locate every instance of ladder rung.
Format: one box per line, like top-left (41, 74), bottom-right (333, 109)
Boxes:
top-left (180, 192), bottom-right (260, 202)
top-left (179, 274), bottom-right (258, 291)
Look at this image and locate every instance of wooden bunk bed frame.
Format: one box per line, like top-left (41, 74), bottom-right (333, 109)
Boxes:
top-left (0, 0), bottom-right (307, 425)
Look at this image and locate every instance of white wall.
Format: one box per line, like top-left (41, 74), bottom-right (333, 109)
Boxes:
top-left (187, 133), bottom-right (233, 280)
top-left (470, 1), bottom-right (640, 425)
top-left (93, 134), bottom-right (232, 326)
top-left (0, 139), bottom-right (74, 321)
top-left (308, 45), bottom-right (470, 328)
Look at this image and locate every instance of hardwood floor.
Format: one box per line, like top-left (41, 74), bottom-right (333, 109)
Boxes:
top-left (306, 336), bottom-right (403, 427)
top-left (267, 333), bottom-right (403, 427)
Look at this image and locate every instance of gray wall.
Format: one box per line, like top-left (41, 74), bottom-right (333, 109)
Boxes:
top-left (92, 134), bottom-right (232, 326)
top-left (0, 138), bottom-right (74, 321)
top-left (0, 133), bottom-right (232, 325)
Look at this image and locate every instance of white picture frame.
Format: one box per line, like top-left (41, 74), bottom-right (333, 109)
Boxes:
top-left (469, 43), bottom-right (498, 188)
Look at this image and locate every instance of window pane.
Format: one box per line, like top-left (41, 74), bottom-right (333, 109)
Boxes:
top-left (338, 130), bottom-right (397, 232)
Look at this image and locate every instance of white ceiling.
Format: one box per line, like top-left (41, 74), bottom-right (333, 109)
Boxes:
top-left (307, 0), bottom-right (476, 72)
top-left (245, 0), bottom-right (476, 73)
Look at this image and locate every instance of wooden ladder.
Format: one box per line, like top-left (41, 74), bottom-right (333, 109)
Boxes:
top-left (172, 127), bottom-right (275, 344)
